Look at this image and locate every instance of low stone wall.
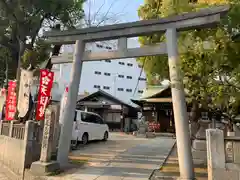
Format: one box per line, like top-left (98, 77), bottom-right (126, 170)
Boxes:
top-left (0, 121), bottom-right (36, 179)
top-left (206, 129), bottom-right (240, 180)
top-left (0, 135), bottom-right (25, 177)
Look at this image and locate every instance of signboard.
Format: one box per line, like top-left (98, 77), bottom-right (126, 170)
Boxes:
top-left (36, 69), bottom-right (54, 120)
top-left (110, 105), bottom-right (122, 110)
top-left (17, 69), bottom-right (33, 118)
top-left (5, 81), bottom-right (17, 120)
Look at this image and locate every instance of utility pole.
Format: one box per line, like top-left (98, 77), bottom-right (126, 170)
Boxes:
top-left (57, 40), bottom-right (85, 165)
top-left (113, 73), bottom-right (117, 97)
top-left (15, 40), bottom-right (25, 114)
top-left (166, 28), bottom-right (195, 180)
top-left (16, 40), bottom-right (25, 86)
top-left (4, 58), bottom-right (8, 89)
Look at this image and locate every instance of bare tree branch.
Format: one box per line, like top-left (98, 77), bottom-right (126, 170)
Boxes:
top-left (87, 0), bottom-right (92, 27)
top-left (92, 0), bottom-right (106, 24)
top-left (84, 0), bottom-right (126, 28)
top-left (96, 0), bottom-right (118, 26)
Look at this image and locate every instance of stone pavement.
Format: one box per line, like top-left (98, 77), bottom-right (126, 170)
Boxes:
top-left (47, 133), bottom-right (175, 180)
top-left (0, 168), bottom-right (9, 180)
top-left (0, 174), bottom-right (8, 180)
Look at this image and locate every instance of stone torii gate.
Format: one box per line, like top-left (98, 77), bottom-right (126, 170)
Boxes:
top-left (44, 5), bottom-right (229, 180)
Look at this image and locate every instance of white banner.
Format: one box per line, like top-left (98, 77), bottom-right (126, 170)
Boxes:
top-left (17, 69), bottom-right (33, 118)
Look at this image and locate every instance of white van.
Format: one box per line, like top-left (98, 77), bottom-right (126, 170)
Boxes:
top-left (72, 110), bottom-right (109, 145)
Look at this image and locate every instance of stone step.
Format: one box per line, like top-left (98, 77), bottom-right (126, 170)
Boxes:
top-left (151, 172), bottom-right (179, 180)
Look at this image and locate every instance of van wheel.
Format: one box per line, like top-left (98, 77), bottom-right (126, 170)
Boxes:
top-left (103, 131), bottom-right (108, 141)
top-left (82, 133), bottom-right (88, 145)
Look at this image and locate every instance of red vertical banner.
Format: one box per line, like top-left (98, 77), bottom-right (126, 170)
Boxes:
top-left (5, 81), bottom-right (17, 120)
top-left (36, 69), bottom-right (54, 120)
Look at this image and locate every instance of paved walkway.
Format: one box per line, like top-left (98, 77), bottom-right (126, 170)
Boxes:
top-left (0, 174), bottom-right (8, 180)
top-left (0, 169), bottom-right (9, 180)
top-left (47, 133), bottom-right (175, 180)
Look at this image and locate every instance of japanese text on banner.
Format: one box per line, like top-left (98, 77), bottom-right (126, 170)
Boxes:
top-left (36, 69), bottom-right (54, 120)
top-left (5, 81), bottom-right (17, 120)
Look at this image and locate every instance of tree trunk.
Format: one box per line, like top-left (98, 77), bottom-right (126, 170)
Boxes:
top-left (190, 99), bottom-right (200, 123)
top-left (228, 118), bottom-right (234, 132)
top-left (16, 40), bottom-right (25, 83)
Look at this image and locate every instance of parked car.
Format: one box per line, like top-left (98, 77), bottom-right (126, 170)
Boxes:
top-left (72, 110), bottom-right (109, 145)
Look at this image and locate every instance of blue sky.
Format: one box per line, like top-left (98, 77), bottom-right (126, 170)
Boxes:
top-left (83, 0), bottom-right (144, 24)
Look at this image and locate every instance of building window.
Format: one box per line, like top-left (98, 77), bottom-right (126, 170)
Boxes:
top-left (118, 75), bottom-right (124, 78)
top-left (118, 62), bottom-right (125, 65)
top-left (138, 90), bottom-right (143, 94)
top-left (94, 85), bottom-right (100, 89)
top-left (126, 89), bottom-right (132, 92)
top-left (105, 60), bottom-right (111, 63)
top-left (94, 71), bottom-right (101, 75)
top-left (117, 88), bottom-right (124, 91)
top-left (126, 76), bottom-right (132, 79)
top-left (127, 63), bottom-right (133, 67)
top-left (106, 46), bottom-right (112, 50)
top-left (104, 72), bottom-right (111, 76)
top-left (103, 86), bottom-right (110, 90)
top-left (96, 44), bottom-right (103, 48)
top-left (139, 77), bottom-right (146, 81)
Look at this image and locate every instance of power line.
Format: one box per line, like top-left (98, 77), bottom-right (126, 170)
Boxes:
top-left (132, 35), bottom-right (155, 97)
top-left (133, 58), bottom-right (146, 97)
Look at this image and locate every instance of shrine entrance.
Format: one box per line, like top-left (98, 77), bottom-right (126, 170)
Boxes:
top-left (44, 5), bottom-right (229, 179)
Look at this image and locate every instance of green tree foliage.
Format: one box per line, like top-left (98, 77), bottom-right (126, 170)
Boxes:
top-left (0, 46), bottom-right (12, 86)
top-left (138, 0), bottom-right (240, 121)
top-left (21, 39), bottom-right (52, 69)
top-left (0, 0), bottom-right (85, 85)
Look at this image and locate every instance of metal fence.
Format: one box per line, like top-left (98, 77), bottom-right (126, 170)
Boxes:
top-left (225, 136), bottom-right (240, 164)
top-left (1, 121), bottom-right (26, 140)
top-left (12, 124), bottom-right (25, 140)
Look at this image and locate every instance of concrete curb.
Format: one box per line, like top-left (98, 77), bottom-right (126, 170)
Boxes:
top-left (149, 141), bottom-right (177, 180)
top-left (154, 133), bottom-right (175, 138)
top-left (132, 131), bottom-right (176, 139)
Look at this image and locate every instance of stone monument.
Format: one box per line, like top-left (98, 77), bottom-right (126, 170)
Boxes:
top-left (135, 118), bottom-right (156, 138)
top-left (192, 118), bottom-right (211, 162)
top-left (30, 106), bottom-right (60, 175)
top-left (135, 117), bottom-right (148, 138)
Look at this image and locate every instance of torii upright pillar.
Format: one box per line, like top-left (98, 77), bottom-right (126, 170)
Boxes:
top-left (166, 28), bottom-right (194, 179)
top-left (57, 40), bottom-right (85, 165)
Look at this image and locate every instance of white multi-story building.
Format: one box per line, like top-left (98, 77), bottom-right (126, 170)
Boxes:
top-left (52, 38), bottom-right (147, 105)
